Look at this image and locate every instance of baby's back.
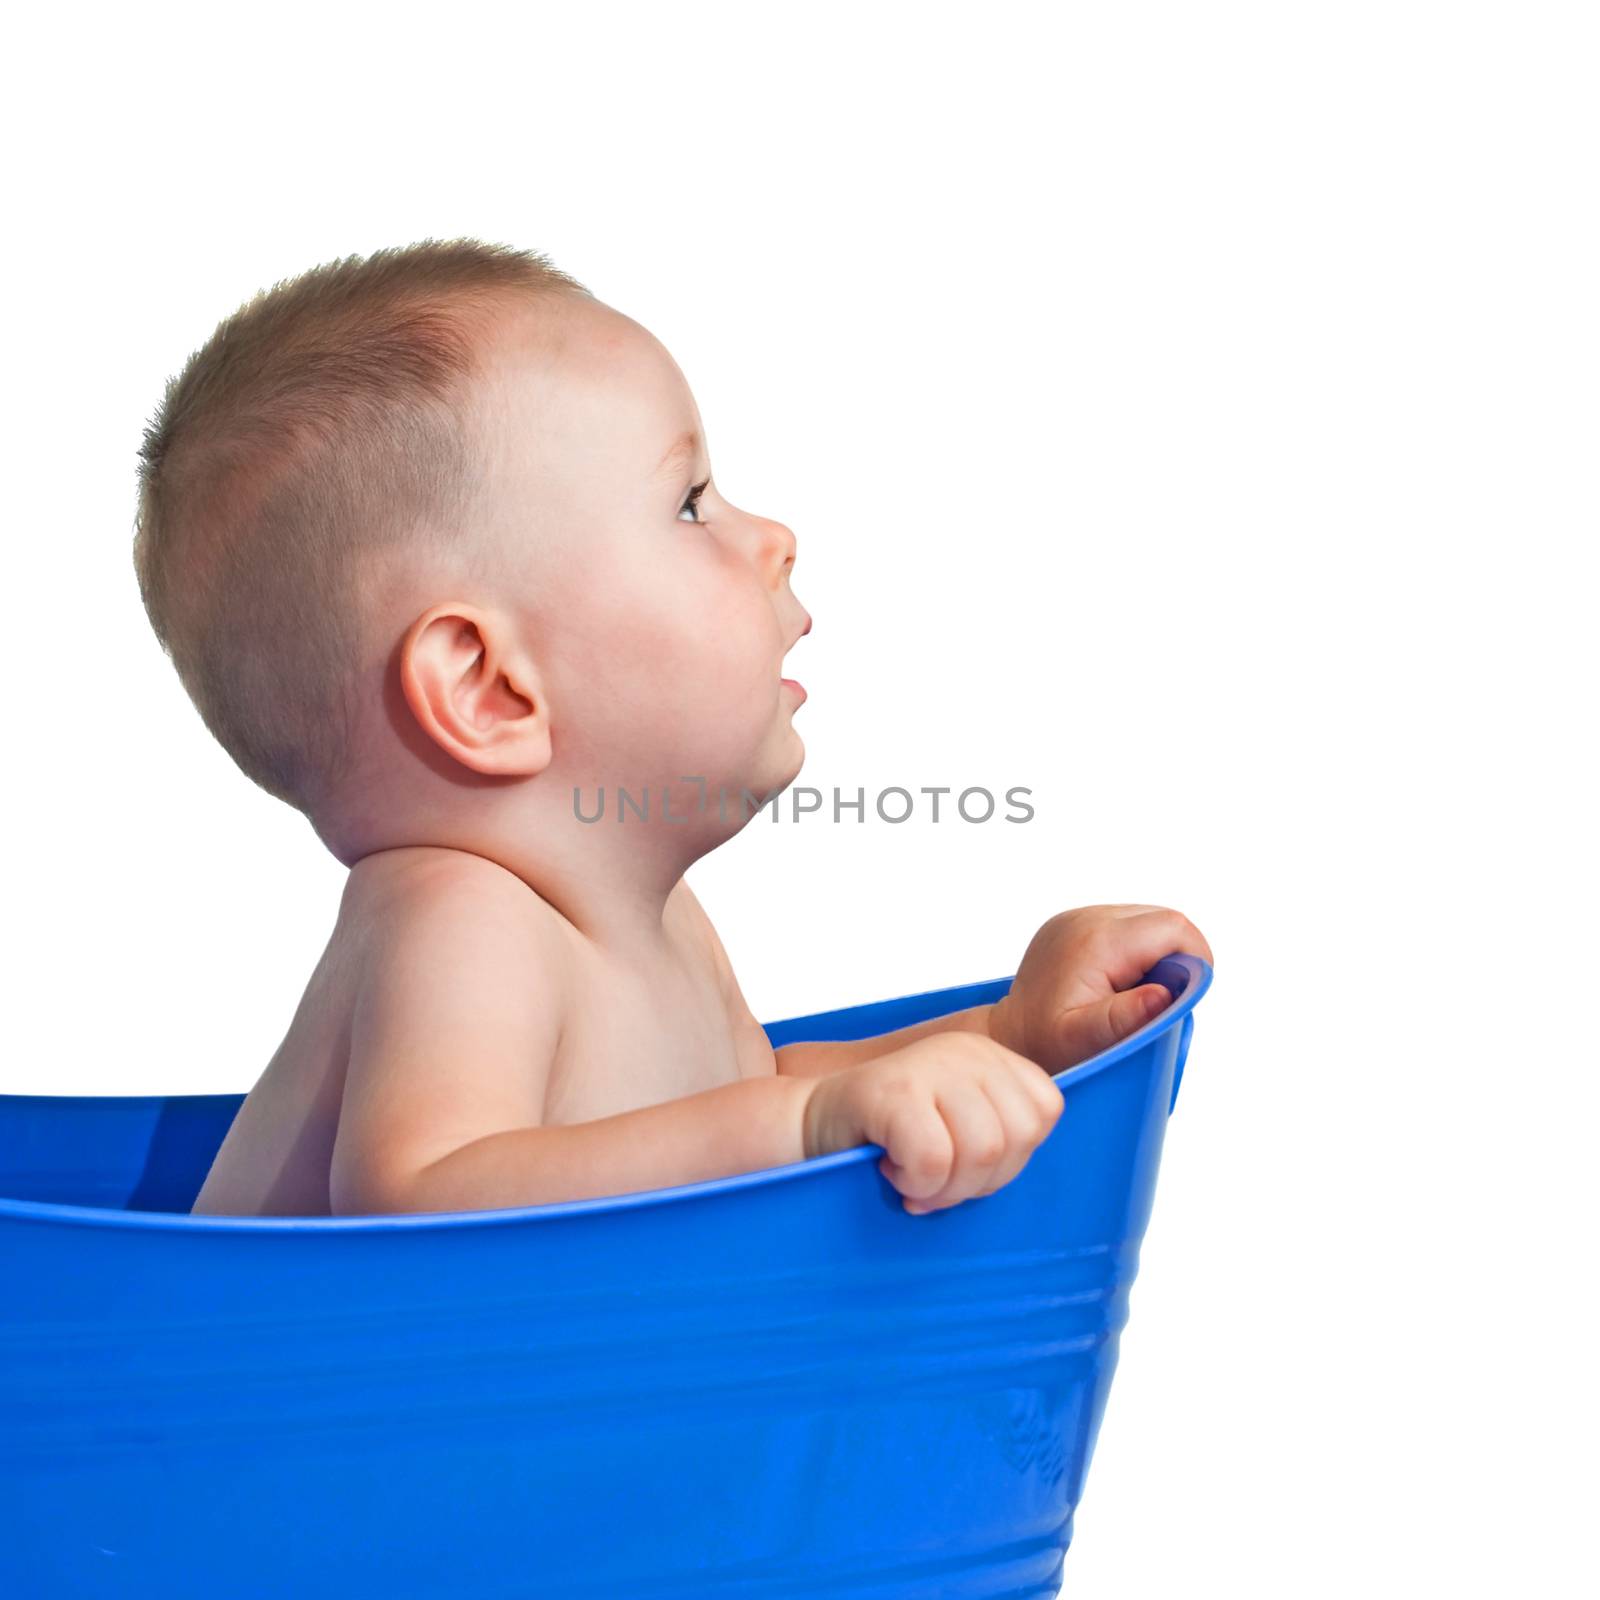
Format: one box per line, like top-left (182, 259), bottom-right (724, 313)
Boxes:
top-left (186, 864), bottom-right (390, 1217)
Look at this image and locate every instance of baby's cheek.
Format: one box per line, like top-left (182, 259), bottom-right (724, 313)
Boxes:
top-left (599, 563), bottom-right (781, 748)
top-left (709, 611), bottom-right (782, 710)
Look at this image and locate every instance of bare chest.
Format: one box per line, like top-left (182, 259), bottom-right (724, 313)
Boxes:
top-left (539, 958), bottom-right (746, 1127)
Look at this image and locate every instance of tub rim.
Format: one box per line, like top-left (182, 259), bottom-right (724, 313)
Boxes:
top-left (0, 955), bottom-right (1211, 1234)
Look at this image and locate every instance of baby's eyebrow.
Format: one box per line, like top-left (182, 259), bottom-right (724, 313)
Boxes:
top-left (651, 430), bottom-right (701, 481)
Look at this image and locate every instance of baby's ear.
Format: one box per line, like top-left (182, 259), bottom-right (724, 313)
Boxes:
top-left (398, 601), bottom-right (552, 778)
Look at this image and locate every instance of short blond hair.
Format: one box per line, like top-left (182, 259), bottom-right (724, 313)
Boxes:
top-left (132, 236), bottom-right (589, 817)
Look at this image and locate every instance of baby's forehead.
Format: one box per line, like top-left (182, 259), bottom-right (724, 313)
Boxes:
top-left (479, 293), bottom-right (665, 409)
top-left (472, 294), bottom-right (696, 480)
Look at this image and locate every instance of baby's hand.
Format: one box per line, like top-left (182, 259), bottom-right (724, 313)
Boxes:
top-left (988, 904), bottom-right (1214, 1073)
top-left (802, 1034), bottom-right (1065, 1214)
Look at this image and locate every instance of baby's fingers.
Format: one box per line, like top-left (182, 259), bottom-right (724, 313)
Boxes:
top-left (1053, 983), bottom-right (1171, 1066)
top-left (881, 1078), bottom-right (1002, 1213)
top-left (970, 1068), bottom-right (1063, 1200)
top-left (876, 1092), bottom-right (957, 1209)
top-left (901, 1077), bottom-right (1016, 1214)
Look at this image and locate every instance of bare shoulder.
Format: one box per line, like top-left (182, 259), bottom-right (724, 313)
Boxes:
top-left (344, 847), bottom-right (569, 941)
top-left (329, 849), bottom-right (575, 1214)
top-left (666, 878), bottom-right (776, 1078)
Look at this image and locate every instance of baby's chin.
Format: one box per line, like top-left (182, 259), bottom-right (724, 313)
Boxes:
top-left (702, 735), bottom-right (799, 820)
top-left (753, 733), bottom-right (806, 806)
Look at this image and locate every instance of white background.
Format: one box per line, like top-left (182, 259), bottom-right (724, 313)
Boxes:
top-left (5, 3), bottom-right (1596, 1593)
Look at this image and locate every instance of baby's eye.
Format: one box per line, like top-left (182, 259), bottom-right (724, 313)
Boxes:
top-left (677, 479), bottom-right (710, 525)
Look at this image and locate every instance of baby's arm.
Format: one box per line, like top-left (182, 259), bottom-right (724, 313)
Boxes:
top-left (329, 879), bottom-right (813, 1216)
top-left (773, 1006), bottom-right (998, 1079)
top-left (776, 903), bottom-right (1213, 1079)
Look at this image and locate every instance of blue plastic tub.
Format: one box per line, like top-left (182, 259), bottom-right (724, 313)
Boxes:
top-left (0, 954), bottom-right (1211, 1598)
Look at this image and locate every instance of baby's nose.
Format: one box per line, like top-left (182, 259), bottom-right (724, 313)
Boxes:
top-left (758, 517), bottom-right (798, 583)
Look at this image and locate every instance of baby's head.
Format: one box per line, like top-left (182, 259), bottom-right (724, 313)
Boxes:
top-left (134, 239), bottom-right (811, 871)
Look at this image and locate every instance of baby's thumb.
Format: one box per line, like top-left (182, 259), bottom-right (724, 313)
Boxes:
top-left (1055, 983), bottom-right (1171, 1065)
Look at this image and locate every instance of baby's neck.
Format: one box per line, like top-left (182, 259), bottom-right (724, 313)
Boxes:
top-left (336, 783), bottom-right (740, 961)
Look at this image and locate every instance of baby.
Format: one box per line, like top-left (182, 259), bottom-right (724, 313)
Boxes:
top-left (134, 238), bottom-right (1213, 1218)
